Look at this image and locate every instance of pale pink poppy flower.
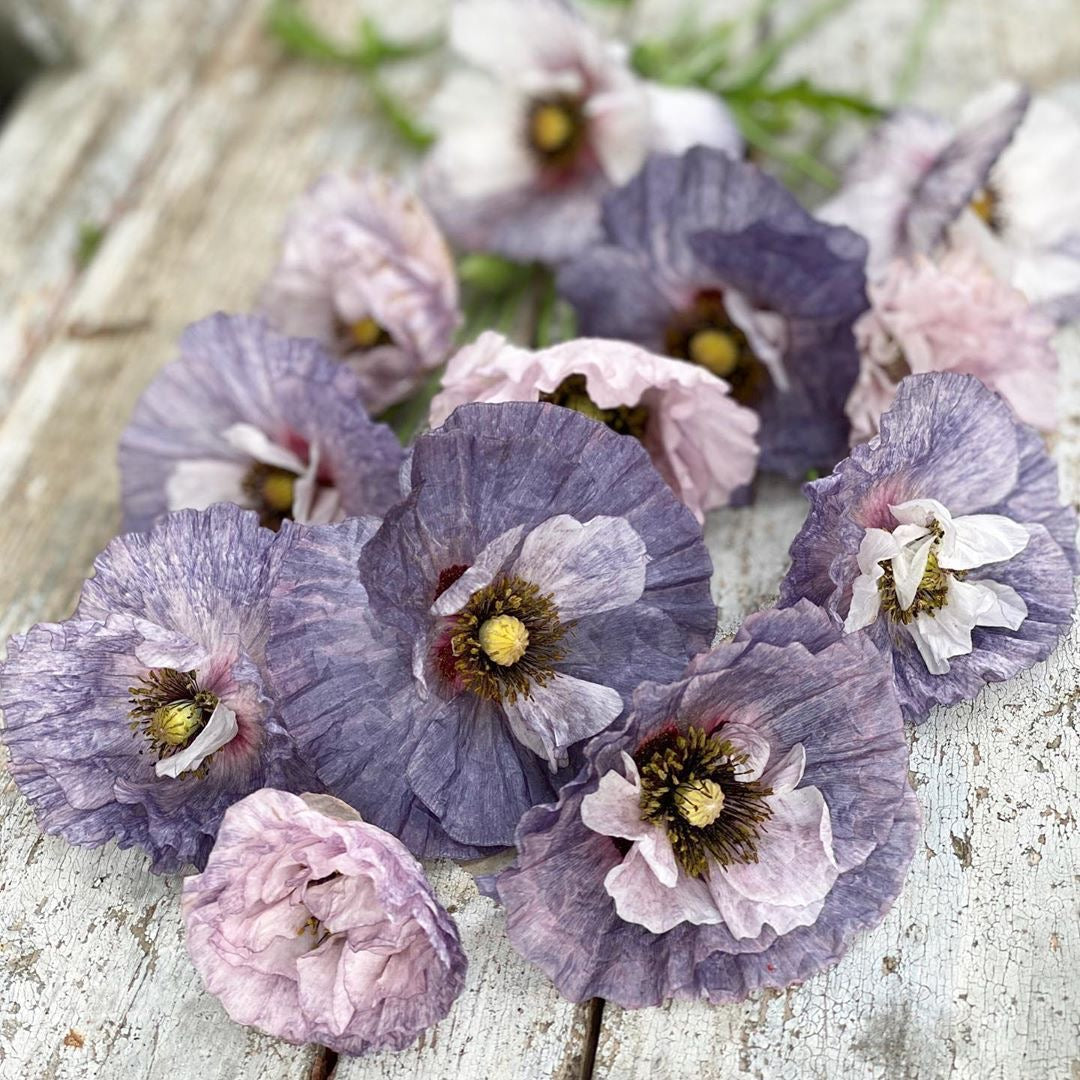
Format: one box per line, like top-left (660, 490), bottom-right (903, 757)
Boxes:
top-left (260, 171), bottom-right (461, 413)
top-left (182, 789), bottom-right (466, 1056)
top-left (429, 332), bottom-right (760, 521)
top-left (846, 250), bottom-right (1057, 443)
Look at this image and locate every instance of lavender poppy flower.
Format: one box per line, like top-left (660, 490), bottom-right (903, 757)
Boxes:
top-left (496, 602), bottom-right (918, 1007)
top-left (423, 0), bottom-right (742, 263)
top-left (267, 402), bottom-right (716, 859)
top-left (183, 789), bottom-right (466, 1055)
top-left (781, 372), bottom-right (1077, 724)
top-left (0, 505), bottom-right (317, 872)
top-left (558, 147), bottom-right (868, 478)
top-left (119, 313), bottom-right (403, 535)
top-left (820, 83), bottom-right (1080, 321)
top-left (847, 250), bottom-right (1058, 443)
top-left (819, 83), bottom-right (1029, 279)
top-left (429, 332), bottom-right (760, 521)
top-left (259, 172), bottom-right (461, 413)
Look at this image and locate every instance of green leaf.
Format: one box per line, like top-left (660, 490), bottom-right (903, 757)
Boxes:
top-left (719, 0), bottom-right (856, 92)
top-left (725, 77), bottom-right (885, 119)
top-left (728, 101), bottom-right (838, 190)
top-left (365, 74), bottom-right (435, 150)
top-left (457, 254), bottom-right (533, 294)
top-left (377, 366), bottom-right (445, 444)
top-left (75, 222), bottom-right (106, 269)
top-left (266, 0), bottom-right (352, 64)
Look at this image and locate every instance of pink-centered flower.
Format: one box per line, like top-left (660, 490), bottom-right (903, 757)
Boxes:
top-left (182, 789), bottom-right (466, 1056)
top-left (429, 332), bottom-right (760, 521)
top-left (260, 172), bottom-right (461, 413)
top-left (847, 251), bottom-right (1058, 443)
top-left (423, 0), bottom-right (743, 263)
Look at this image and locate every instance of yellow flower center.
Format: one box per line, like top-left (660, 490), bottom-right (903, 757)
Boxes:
top-left (477, 615), bottom-right (530, 667)
top-left (530, 104), bottom-right (577, 154)
top-left (673, 777), bottom-right (727, 827)
top-left (260, 468), bottom-right (296, 514)
top-left (348, 316), bottom-right (387, 350)
top-left (969, 187), bottom-right (997, 227)
top-left (148, 701), bottom-right (206, 747)
top-left (688, 329), bottom-right (740, 378)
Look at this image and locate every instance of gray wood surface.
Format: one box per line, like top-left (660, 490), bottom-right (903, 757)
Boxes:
top-left (0, 2), bottom-right (1076, 1078)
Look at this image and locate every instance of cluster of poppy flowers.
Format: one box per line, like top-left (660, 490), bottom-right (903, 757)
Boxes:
top-left (2, 0), bottom-right (1078, 1059)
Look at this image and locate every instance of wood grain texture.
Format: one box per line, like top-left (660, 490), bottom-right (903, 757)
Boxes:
top-left (0, 1), bottom-right (1077, 1078)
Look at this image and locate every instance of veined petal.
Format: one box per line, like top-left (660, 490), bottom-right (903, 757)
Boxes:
top-left (761, 743), bottom-right (806, 795)
top-left (972, 579), bottom-right (1028, 629)
top-left (504, 674), bottom-right (623, 771)
top-left (891, 533), bottom-right (936, 611)
top-left (603, 847), bottom-right (720, 934)
top-left (155, 701), bottom-right (239, 779)
top-left (165, 459), bottom-right (249, 514)
top-left (224, 422), bottom-right (307, 474)
top-left (939, 513), bottom-right (1029, 569)
top-left (512, 515), bottom-right (648, 620)
top-left (430, 525), bottom-right (526, 616)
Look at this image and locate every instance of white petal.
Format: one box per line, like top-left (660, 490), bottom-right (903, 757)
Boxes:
top-left (511, 515), bottom-right (648, 620)
top-left (761, 743), bottom-right (806, 795)
top-left (845, 573), bottom-right (883, 632)
top-left (643, 83), bottom-right (743, 158)
top-left (938, 514), bottom-right (1029, 570)
top-left (725, 291), bottom-right (791, 392)
top-left (855, 527), bottom-right (903, 575)
top-left (304, 485), bottom-right (343, 526)
top-left (223, 422), bottom-right (306, 473)
top-left (503, 673), bottom-right (622, 771)
top-left (890, 498), bottom-right (954, 529)
top-left (165, 459), bottom-right (250, 513)
top-left (289, 444), bottom-right (342, 525)
top-left (891, 533), bottom-right (936, 611)
top-left (603, 847), bottom-right (721, 934)
top-left (430, 525), bottom-right (526, 616)
top-left (580, 756), bottom-right (649, 841)
top-left (579, 756), bottom-right (679, 886)
top-left (155, 702), bottom-right (238, 779)
top-left (907, 578), bottom-right (995, 674)
top-left (972, 579), bottom-right (1028, 630)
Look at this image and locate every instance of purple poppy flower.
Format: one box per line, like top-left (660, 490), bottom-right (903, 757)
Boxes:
top-left (780, 372), bottom-right (1077, 724)
top-left (558, 147), bottom-right (868, 479)
top-left (820, 83), bottom-right (1080, 322)
top-left (423, 0), bottom-right (743, 263)
top-left (119, 313), bottom-right (403, 535)
top-left (182, 789), bottom-right (466, 1055)
top-left (819, 83), bottom-right (1029, 280)
top-left (496, 602), bottom-right (918, 1007)
top-left (0, 505), bottom-right (317, 872)
top-left (259, 172), bottom-right (461, 413)
top-left (266, 402), bottom-right (717, 859)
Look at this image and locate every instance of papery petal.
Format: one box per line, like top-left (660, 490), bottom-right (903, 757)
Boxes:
top-left (513, 515), bottom-right (648, 620)
top-left (431, 525), bottom-right (526, 616)
top-left (505, 673), bottom-right (623, 770)
top-left (971, 579), bottom-right (1027, 629)
top-left (155, 702), bottom-right (239, 779)
top-left (604, 847), bottom-right (720, 934)
top-left (940, 513), bottom-right (1030, 569)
